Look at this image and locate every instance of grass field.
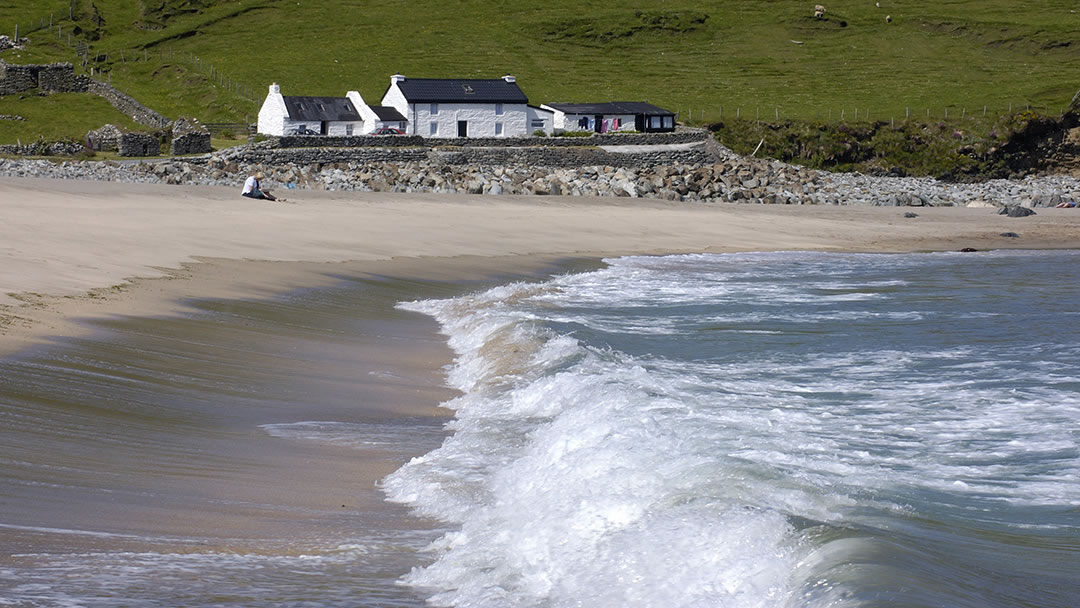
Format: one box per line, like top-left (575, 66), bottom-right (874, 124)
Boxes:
top-left (1, 1), bottom-right (1078, 135)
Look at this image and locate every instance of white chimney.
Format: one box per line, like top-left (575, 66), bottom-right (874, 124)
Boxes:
top-left (391, 73), bottom-right (406, 84)
top-left (502, 74), bottom-right (516, 83)
top-left (269, 82), bottom-right (280, 95)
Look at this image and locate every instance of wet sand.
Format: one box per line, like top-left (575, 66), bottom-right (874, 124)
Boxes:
top-left (2, 176), bottom-right (1079, 556)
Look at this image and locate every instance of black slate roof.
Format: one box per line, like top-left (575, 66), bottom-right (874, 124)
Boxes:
top-left (544, 101), bottom-right (674, 116)
top-left (370, 105), bottom-right (407, 121)
top-left (283, 96), bottom-right (361, 121)
top-left (394, 78), bottom-right (528, 104)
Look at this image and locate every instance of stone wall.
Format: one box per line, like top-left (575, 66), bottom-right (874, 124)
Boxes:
top-left (271, 131), bottom-right (706, 149)
top-left (170, 118), bottom-right (211, 155)
top-left (118, 132), bottom-right (160, 157)
top-left (0, 141), bottom-right (85, 156)
top-left (0, 60), bottom-right (170, 129)
top-left (230, 145), bottom-right (430, 165)
top-left (0, 60), bottom-right (90, 95)
top-left (433, 147), bottom-right (710, 169)
top-left (214, 141), bottom-right (707, 169)
top-left (87, 80), bottom-right (171, 128)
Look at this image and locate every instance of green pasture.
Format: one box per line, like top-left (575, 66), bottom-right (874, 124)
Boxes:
top-left (0, 92), bottom-right (140, 144)
top-left (0, 0), bottom-right (1077, 129)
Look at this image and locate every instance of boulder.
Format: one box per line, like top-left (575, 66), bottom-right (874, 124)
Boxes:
top-left (999, 205), bottom-right (1036, 218)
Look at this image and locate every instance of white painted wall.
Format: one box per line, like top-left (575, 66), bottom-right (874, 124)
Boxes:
top-left (257, 83), bottom-right (287, 136)
top-left (410, 102), bottom-right (528, 138)
top-left (527, 106), bottom-right (554, 135)
top-left (381, 77), bottom-right (412, 133)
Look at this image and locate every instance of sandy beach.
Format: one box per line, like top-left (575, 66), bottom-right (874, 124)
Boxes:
top-left (3, 176), bottom-right (1080, 357)
top-left (2, 175), bottom-right (1079, 604)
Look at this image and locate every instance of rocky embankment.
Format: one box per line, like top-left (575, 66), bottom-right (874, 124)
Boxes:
top-left (1, 140), bottom-right (1078, 208)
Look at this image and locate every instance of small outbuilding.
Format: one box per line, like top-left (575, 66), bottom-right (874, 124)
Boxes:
top-left (541, 101), bottom-right (677, 134)
top-left (345, 91), bottom-right (409, 134)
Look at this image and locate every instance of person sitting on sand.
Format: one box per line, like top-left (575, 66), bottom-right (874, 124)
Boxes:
top-left (241, 172), bottom-right (278, 201)
top-left (1055, 201), bottom-right (1076, 208)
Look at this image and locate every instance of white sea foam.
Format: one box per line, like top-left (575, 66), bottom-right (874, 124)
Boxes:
top-left (388, 251), bottom-right (1080, 607)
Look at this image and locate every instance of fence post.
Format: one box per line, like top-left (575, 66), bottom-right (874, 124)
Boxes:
top-left (14, 24), bottom-right (18, 40)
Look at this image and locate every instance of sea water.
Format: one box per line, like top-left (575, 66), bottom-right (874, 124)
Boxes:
top-left (1, 251), bottom-right (1078, 607)
top-left (386, 250), bottom-right (1080, 608)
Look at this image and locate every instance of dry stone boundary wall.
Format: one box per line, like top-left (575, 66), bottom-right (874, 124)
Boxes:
top-left (0, 60), bottom-right (170, 129)
top-left (273, 131), bottom-right (705, 150)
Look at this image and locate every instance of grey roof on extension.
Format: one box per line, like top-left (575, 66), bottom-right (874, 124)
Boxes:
top-left (393, 78), bottom-right (528, 104)
top-left (283, 96), bottom-right (361, 122)
top-left (369, 105), bottom-right (407, 121)
top-left (544, 101), bottom-right (674, 116)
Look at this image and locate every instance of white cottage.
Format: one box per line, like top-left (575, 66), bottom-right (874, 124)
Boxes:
top-left (381, 74), bottom-right (549, 137)
top-left (541, 102), bottom-right (677, 134)
top-left (257, 83), bottom-right (363, 136)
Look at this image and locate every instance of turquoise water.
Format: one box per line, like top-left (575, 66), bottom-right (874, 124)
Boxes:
top-left (1, 251), bottom-right (1078, 606)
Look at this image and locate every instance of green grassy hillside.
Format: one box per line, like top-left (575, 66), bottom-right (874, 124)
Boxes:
top-left (1, 0), bottom-right (1078, 140)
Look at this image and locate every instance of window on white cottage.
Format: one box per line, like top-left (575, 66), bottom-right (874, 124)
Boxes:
top-left (495, 122), bottom-right (503, 136)
top-left (430, 103), bottom-right (439, 116)
top-left (346, 124), bottom-right (354, 135)
top-left (495, 103), bottom-right (504, 116)
top-left (430, 122), bottom-right (438, 136)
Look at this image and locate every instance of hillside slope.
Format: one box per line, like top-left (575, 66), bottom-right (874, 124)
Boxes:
top-left (2, 0), bottom-right (1078, 126)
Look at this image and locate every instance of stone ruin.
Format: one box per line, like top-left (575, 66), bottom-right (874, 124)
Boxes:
top-left (118, 132), bottom-right (160, 157)
top-left (0, 60), bottom-right (90, 96)
top-left (170, 117), bottom-right (211, 155)
top-left (86, 124), bottom-right (123, 152)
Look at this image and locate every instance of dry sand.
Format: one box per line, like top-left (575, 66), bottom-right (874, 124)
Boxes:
top-left (3, 176), bottom-right (1080, 355)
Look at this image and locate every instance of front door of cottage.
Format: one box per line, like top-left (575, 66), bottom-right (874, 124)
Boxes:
top-left (457, 121), bottom-right (468, 137)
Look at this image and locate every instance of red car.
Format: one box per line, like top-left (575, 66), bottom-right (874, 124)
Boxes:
top-left (373, 127), bottom-right (404, 135)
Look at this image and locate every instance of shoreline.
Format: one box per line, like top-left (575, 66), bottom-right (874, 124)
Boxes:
top-left (4, 176), bottom-right (1080, 357)
top-left (2, 175), bottom-right (1079, 598)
